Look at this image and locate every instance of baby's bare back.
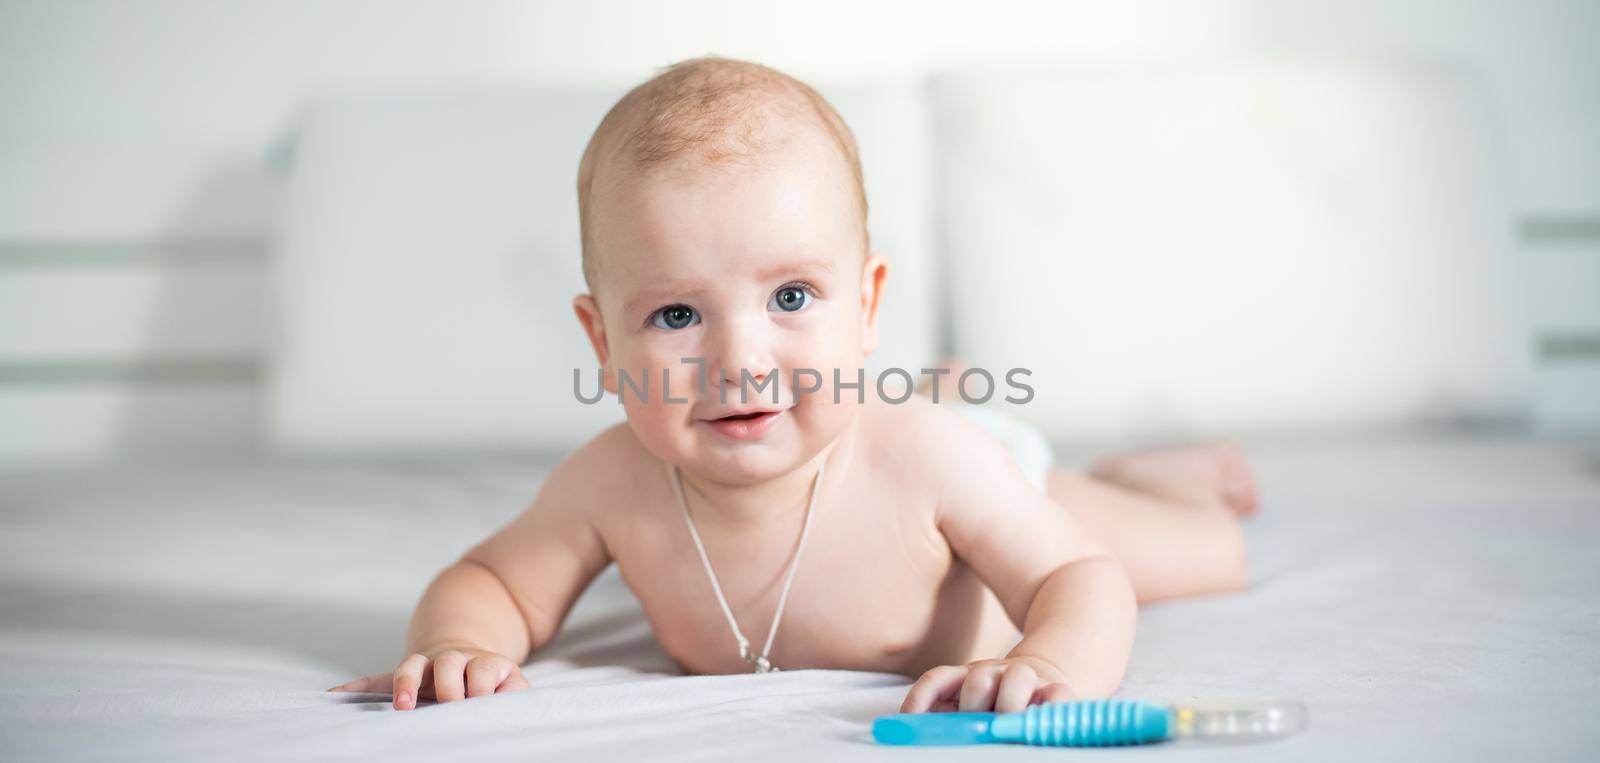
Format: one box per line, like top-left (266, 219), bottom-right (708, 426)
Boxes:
top-left (578, 399), bottom-right (1020, 676)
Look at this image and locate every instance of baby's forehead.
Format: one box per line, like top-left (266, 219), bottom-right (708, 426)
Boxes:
top-left (577, 58), bottom-right (868, 289)
top-left (589, 129), bottom-right (863, 269)
top-left (604, 124), bottom-right (840, 200)
top-left (597, 150), bottom-right (859, 266)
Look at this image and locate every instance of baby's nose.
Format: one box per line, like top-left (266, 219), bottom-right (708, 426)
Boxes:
top-left (711, 320), bottom-right (778, 388)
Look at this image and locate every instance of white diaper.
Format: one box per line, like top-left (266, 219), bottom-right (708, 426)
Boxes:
top-left (949, 404), bottom-right (1055, 492)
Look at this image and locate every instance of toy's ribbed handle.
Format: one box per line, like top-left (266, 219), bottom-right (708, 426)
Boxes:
top-left (989, 700), bottom-right (1171, 746)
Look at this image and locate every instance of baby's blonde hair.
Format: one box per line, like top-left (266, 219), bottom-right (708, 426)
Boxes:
top-left (576, 56), bottom-right (868, 287)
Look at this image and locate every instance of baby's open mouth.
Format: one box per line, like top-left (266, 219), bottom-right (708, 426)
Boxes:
top-left (716, 411), bottom-right (768, 422)
top-left (700, 408), bottom-right (787, 440)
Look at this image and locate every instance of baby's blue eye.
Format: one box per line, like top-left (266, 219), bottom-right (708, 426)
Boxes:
top-left (651, 304), bottom-right (699, 330)
top-left (769, 286), bottom-right (810, 313)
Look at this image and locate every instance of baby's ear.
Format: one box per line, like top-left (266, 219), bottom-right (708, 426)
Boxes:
top-left (572, 294), bottom-right (619, 394)
top-left (859, 253), bottom-right (890, 355)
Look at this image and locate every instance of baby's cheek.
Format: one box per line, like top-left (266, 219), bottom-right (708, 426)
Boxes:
top-left (620, 396), bottom-right (692, 462)
top-left (791, 314), bottom-right (864, 375)
top-left (609, 344), bottom-right (701, 400)
top-left (790, 362), bottom-right (863, 432)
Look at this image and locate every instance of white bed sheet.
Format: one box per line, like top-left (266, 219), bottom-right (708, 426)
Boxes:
top-left (2, 435), bottom-right (1597, 761)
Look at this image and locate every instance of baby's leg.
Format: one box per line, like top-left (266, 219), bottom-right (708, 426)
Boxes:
top-left (1089, 443), bottom-right (1259, 516)
top-left (1048, 470), bottom-right (1248, 603)
top-left (915, 360), bottom-right (1249, 602)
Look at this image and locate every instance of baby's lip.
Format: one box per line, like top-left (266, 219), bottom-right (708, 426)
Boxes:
top-left (698, 407), bottom-right (789, 441)
top-left (697, 405), bottom-right (790, 422)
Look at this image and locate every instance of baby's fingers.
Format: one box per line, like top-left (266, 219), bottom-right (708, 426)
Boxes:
top-left (957, 662), bottom-right (1007, 712)
top-left (392, 653), bottom-right (431, 711)
top-left (465, 656), bottom-right (511, 698)
top-left (993, 662), bottom-right (1039, 713)
top-left (1033, 682), bottom-right (1075, 705)
top-left (326, 673), bottom-right (393, 694)
top-left (900, 665), bottom-right (969, 713)
top-left (497, 668), bottom-right (531, 693)
top-left (431, 650), bottom-right (470, 703)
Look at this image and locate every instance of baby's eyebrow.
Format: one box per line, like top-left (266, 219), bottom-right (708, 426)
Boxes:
top-left (620, 258), bottom-right (839, 315)
top-left (623, 284), bottom-right (708, 316)
top-left (756, 258), bottom-right (837, 280)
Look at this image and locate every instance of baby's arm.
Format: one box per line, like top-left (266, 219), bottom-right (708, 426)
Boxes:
top-left (900, 412), bottom-right (1137, 713)
top-left (329, 441), bottom-right (613, 709)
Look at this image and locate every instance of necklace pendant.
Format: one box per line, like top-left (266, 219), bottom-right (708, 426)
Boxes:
top-left (670, 461), bottom-right (820, 684)
top-left (738, 642), bottom-right (775, 672)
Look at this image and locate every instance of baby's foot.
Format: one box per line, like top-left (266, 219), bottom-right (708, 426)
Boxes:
top-left (1089, 443), bottom-right (1260, 516)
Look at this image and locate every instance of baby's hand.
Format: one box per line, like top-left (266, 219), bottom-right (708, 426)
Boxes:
top-left (900, 657), bottom-right (1074, 713)
top-left (327, 648), bottom-right (531, 710)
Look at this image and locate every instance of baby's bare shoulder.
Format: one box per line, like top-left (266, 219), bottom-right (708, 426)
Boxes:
top-left (854, 397), bottom-right (1020, 517)
top-left (537, 422), bottom-right (662, 516)
top-left (528, 419), bottom-right (672, 537)
top-left (859, 397), bottom-right (1015, 478)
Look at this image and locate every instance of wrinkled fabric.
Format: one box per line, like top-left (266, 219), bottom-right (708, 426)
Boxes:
top-left (1, 436), bottom-right (1596, 761)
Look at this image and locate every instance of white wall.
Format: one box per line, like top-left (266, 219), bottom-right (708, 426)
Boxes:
top-left (3, 0), bottom-right (1594, 230)
top-left (2, 0), bottom-right (1597, 461)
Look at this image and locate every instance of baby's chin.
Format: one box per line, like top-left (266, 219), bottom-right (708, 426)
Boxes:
top-left (688, 449), bottom-right (805, 486)
top-left (684, 424), bottom-right (819, 484)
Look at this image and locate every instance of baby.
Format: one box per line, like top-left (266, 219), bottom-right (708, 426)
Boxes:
top-left (331, 57), bottom-right (1253, 714)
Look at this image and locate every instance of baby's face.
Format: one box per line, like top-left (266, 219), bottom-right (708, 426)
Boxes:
top-left (576, 139), bottom-right (883, 484)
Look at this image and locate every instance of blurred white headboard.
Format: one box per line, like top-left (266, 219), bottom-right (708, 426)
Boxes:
top-left (935, 61), bottom-right (1536, 439)
top-left (2, 65), bottom-right (1598, 463)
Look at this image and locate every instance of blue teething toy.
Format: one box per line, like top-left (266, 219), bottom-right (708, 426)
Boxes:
top-left (873, 699), bottom-right (1307, 747)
